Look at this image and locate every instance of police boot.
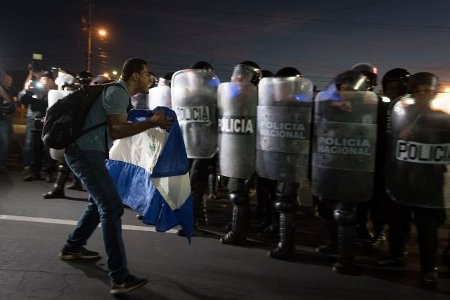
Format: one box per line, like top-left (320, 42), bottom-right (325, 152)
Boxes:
top-left (23, 166), bottom-right (41, 182)
top-left (220, 192), bottom-right (249, 245)
top-left (355, 203), bottom-right (373, 244)
top-left (192, 181), bottom-right (208, 226)
top-left (316, 218), bottom-right (338, 255)
top-left (332, 204), bottom-right (357, 274)
top-left (419, 234), bottom-right (439, 287)
top-left (316, 199), bottom-right (338, 255)
top-left (377, 226), bottom-right (408, 267)
top-left (43, 163), bottom-right (69, 199)
top-left (269, 212), bottom-right (296, 260)
top-left (268, 182), bottom-right (298, 260)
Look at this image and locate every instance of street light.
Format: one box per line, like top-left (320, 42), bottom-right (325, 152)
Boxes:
top-left (98, 28), bottom-right (107, 39)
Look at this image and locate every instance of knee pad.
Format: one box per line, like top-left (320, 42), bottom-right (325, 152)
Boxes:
top-left (57, 163), bottom-right (69, 173)
top-left (334, 208), bottom-right (356, 226)
top-left (317, 199), bottom-right (337, 219)
top-left (229, 192), bottom-right (249, 206)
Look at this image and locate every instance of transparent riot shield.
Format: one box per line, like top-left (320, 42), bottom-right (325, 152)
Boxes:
top-left (171, 69), bottom-right (220, 158)
top-left (48, 89), bottom-right (72, 161)
top-left (256, 76), bottom-right (313, 182)
top-left (148, 85), bottom-right (171, 109)
top-left (218, 82), bottom-right (257, 179)
top-left (311, 89), bottom-right (378, 203)
top-left (386, 93), bottom-right (450, 208)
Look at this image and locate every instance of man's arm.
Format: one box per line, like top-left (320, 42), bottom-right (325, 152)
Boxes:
top-left (107, 110), bottom-right (173, 140)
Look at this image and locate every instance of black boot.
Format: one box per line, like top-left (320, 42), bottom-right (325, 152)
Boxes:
top-left (377, 224), bottom-right (408, 267)
top-left (268, 181), bottom-right (298, 260)
top-left (419, 233), bottom-right (439, 287)
top-left (220, 191), bottom-right (249, 245)
top-left (269, 212), bottom-right (295, 260)
top-left (43, 163), bottom-right (69, 199)
top-left (316, 218), bottom-right (338, 255)
top-left (220, 204), bottom-right (248, 245)
top-left (333, 203), bottom-right (357, 274)
top-left (43, 187), bottom-right (65, 199)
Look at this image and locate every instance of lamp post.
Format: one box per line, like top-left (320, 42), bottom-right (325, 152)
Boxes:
top-left (85, 0), bottom-right (93, 72)
top-left (84, 0), bottom-right (107, 73)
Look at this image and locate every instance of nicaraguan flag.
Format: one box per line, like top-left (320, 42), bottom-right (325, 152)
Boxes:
top-left (106, 107), bottom-right (193, 242)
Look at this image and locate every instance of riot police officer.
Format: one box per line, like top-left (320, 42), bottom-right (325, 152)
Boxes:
top-left (257, 67), bottom-right (314, 259)
top-left (219, 60), bottom-right (261, 245)
top-left (350, 63), bottom-right (386, 244)
top-left (381, 68), bottom-right (411, 101)
top-left (385, 72), bottom-right (449, 286)
top-left (171, 61), bottom-right (220, 234)
top-left (148, 72), bottom-right (173, 110)
top-left (376, 68), bottom-right (413, 267)
top-left (312, 69), bottom-right (379, 272)
top-left (43, 71), bottom-right (83, 199)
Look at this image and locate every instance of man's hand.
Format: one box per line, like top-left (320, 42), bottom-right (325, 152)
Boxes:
top-left (148, 110), bottom-right (174, 131)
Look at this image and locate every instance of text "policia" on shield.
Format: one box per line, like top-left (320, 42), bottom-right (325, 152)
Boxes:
top-left (396, 140), bottom-right (450, 164)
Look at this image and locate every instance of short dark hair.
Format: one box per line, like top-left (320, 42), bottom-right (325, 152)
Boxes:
top-left (121, 58), bottom-right (148, 81)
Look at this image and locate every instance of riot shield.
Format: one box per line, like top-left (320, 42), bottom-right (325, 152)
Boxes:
top-left (148, 85), bottom-right (171, 109)
top-left (256, 76), bottom-right (313, 182)
top-left (218, 82), bottom-right (257, 179)
top-left (311, 90), bottom-right (378, 202)
top-left (386, 93), bottom-right (450, 208)
top-left (48, 89), bottom-right (71, 161)
top-left (171, 69), bottom-right (220, 158)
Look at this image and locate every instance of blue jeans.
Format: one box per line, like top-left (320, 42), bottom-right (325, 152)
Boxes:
top-left (64, 144), bottom-right (129, 283)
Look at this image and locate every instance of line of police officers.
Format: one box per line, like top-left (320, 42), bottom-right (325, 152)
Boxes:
top-left (165, 60), bottom-right (449, 288)
top-left (33, 60), bottom-right (449, 287)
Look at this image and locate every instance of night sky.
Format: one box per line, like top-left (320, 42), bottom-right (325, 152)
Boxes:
top-left (2, 0), bottom-right (450, 90)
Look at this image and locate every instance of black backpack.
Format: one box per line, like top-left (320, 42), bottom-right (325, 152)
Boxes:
top-left (42, 82), bottom-right (122, 150)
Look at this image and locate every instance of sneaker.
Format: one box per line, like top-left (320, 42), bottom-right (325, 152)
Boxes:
top-left (59, 245), bottom-right (100, 260)
top-left (110, 275), bottom-right (148, 295)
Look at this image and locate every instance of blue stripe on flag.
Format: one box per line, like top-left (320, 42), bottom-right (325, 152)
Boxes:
top-left (107, 107), bottom-right (193, 242)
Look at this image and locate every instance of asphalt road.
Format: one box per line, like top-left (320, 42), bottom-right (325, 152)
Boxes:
top-left (0, 167), bottom-right (449, 300)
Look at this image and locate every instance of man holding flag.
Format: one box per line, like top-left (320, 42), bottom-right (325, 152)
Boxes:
top-left (59, 58), bottom-right (173, 295)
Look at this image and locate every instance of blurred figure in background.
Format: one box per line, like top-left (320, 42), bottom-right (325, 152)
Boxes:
top-left (19, 70), bottom-right (56, 182)
top-left (0, 72), bottom-right (17, 173)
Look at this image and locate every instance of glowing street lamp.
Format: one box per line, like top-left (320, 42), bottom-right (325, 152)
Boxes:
top-left (98, 28), bottom-right (107, 39)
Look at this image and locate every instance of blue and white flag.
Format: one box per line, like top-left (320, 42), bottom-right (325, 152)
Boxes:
top-left (106, 108), bottom-right (193, 242)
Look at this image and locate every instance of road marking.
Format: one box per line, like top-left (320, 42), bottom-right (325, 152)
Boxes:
top-left (0, 214), bottom-right (177, 233)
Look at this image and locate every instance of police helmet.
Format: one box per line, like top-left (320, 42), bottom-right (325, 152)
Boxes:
top-left (190, 61), bottom-right (214, 71)
top-left (407, 72), bottom-right (439, 93)
top-left (261, 69), bottom-right (274, 78)
top-left (231, 60), bottom-right (262, 85)
top-left (77, 71), bottom-right (93, 85)
top-left (92, 74), bottom-right (112, 85)
top-left (381, 68), bottom-right (411, 94)
top-left (334, 69), bottom-right (368, 91)
top-left (158, 71), bottom-right (174, 87)
top-left (352, 62), bottom-right (378, 90)
top-left (275, 67), bottom-right (302, 78)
